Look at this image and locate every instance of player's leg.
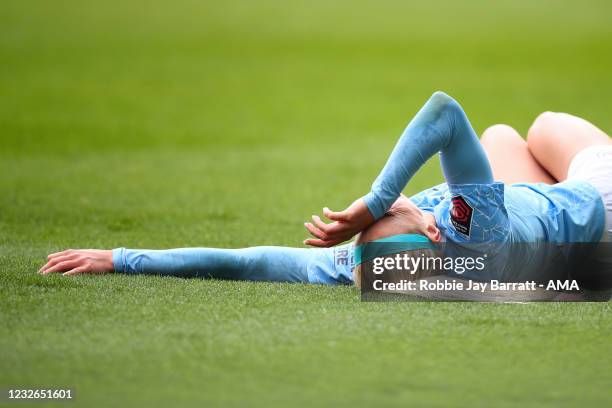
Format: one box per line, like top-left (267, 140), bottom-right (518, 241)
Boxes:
top-left (527, 112), bottom-right (612, 243)
top-left (527, 112), bottom-right (611, 180)
top-left (480, 124), bottom-right (556, 184)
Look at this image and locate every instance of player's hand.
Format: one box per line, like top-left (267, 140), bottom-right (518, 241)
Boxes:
top-left (38, 249), bottom-right (114, 276)
top-left (303, 198), bottom-right (375, 247)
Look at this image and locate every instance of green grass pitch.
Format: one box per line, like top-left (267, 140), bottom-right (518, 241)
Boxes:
top-left (1, 1), bottom-right (611, 406)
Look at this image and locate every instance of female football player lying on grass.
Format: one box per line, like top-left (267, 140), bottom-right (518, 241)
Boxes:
top-left (39, 92), bottom-right (612, 285)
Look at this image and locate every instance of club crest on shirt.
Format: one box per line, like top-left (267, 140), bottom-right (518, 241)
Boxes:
top-left (450, 195), bottom-right (473, 236)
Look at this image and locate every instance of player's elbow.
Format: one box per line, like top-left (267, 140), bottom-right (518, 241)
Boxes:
top-left (428, 91), bottom-right (461, 115)
top-left (430, 91), bottom-right (453, 103)
top-left (429, 90), bottom-right (455, 105)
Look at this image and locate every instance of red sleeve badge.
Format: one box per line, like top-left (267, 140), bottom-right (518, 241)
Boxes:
top-left (450, 195), bottom-right (473, 236)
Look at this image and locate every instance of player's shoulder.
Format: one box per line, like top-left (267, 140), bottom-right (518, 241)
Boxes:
top-left (410, 183), bottom-right (450, 212)
top-left (446, 182), bottom-right (505, 203)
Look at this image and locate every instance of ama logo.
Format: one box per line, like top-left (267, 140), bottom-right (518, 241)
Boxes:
top-left (450, 195), bottom-right (473, 236)
top-left (546, 280), bottom-right (580, 291)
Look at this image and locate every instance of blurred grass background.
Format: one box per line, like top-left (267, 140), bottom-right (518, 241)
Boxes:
top-left (1, 1), bottom-right (611, 407)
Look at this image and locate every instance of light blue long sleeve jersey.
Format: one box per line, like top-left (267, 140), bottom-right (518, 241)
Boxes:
top-left (112, 244), bottom-right (355, 284)
top-left (113, 92), bottom-right (606, 283)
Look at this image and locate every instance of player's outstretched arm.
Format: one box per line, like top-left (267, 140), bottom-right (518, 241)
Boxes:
top-left (304, 91), bottom-right (493, 247)
top-left (39, 246), bottom-right (317, 283)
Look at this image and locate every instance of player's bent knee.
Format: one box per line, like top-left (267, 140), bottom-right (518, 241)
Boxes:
top-left (481, 124), bottom-right (522, 147)
top-left (527, 111), bottom-right (558, 143)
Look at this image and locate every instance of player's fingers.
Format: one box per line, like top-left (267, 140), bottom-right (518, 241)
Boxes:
top-left (321, 221), bottom-right (349, 235)
top-left (323, 207), bottom-right (350, 222)
top-left (312, 215), bottom-right (338, 234)
top-left (303, 238), bottom-right (338, 248)
top-left (312, 217), bottom-right (348, 238)
top-left (47, 249), bottom-right (75, 259)
top-left (63, 266), bottom-right (89, 276)
top-left (304, 222), bottom-right (329, 240)
top-left (41, 259), bottom-right (82, 275)
top-left (39, 253), bottom-right (78, 273)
